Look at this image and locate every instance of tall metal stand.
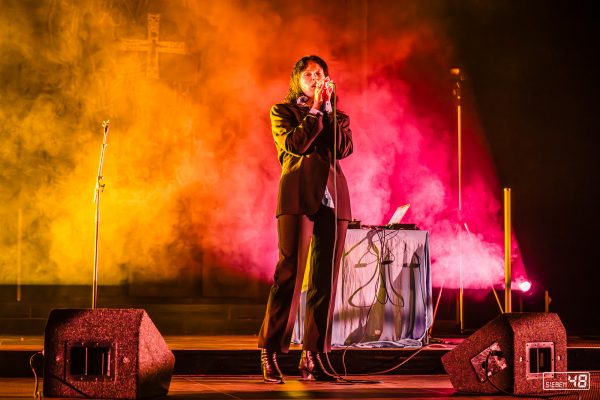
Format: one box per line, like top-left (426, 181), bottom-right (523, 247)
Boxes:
top-left (504, 188), bottom-right (512, 313)
top-left (430, 69), bottom-right (469, 334)
top-left (430, 70), bottom-right (511, 336)
top-left (17, 209), bottom-right (23, 302)
top-left (453, 69), bottom-right (466, 332)
top-left (92, 120), bottom-right (110, 309)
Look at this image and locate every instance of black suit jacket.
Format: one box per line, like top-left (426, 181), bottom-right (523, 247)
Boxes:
top-left (270, 102), bottom-right (353, 220)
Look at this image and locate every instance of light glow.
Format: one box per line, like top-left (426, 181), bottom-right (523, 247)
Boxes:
top-left (518, 280), bottom-right (532, 293)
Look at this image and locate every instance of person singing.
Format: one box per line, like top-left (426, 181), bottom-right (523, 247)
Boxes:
top-left (258, 55), bottom-right (354, 383)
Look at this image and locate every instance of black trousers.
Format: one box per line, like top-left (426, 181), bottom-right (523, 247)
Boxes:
top-left (258, 205), bottom-right (348, 353)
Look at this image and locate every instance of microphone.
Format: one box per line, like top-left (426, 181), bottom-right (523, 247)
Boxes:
top-left (324, 80), bottom-right (335, 112)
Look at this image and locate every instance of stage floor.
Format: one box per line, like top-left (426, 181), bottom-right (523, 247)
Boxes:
top-left (0, 375), bottom-right (546, 400)
top-left (1, 335), bottom-right (598, 399)
top-left (2, 333), bottom-right (600, 350)
top-left (0, 335), bottom-right (271, 351)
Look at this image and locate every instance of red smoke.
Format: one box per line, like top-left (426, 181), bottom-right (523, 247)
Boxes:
top-left (1, 0), bottom-right (526, 291)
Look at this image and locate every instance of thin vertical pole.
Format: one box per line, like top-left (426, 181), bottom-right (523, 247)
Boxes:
top-left (93, 120), bottom-right (109, 309)
top-left (457, 103), bottom-right (462, 212)
top-left (456, 82), bottom-right (464, 331)
top-left (93, 192), bottom-right (100, 309)
top-left (458, 228), bottom-right (464, 331)
top-left (504, 188), bottom-right (512, 313)
top-left (17, 209), bottom-right (23, 302)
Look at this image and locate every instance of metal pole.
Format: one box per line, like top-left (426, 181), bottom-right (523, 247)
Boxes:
top-left (93, 187), bottom-right (100, 309)
top-left (17, 209), bottom-right (22, 302)
top-left (458, 228), bottom-right (464, 331)
top-left (92, 120), bottom-right (109, 309)
top-left (457, 103), bottom-right (462, 212)
top-left (453, 71), bottom-right (465, 331)
top-left (450, 68), bottom-right (465, 332)
top-left (504, 188), bottom-right (512, 313)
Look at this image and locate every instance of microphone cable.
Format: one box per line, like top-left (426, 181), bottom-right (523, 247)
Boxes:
top-left (29, 351), bottom-right (44, 399)
top-left (323, 80), bottom-right (340, 381)
top-left (320, 89), bottom-right (427, 384)
top-left (321, 82), bottom-right (381, 385)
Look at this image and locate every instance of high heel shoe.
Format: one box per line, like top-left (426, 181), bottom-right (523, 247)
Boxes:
top-left (298, 350), bottom-right (337, 382)
top-left (261, 349), bottom-right (284, 383)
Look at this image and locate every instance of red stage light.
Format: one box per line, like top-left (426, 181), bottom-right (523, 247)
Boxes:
top-left (518, 280), bottom-right (532, 293)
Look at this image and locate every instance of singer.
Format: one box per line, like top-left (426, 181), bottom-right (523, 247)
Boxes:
top-left (258, 55), bottom-right (354, 383)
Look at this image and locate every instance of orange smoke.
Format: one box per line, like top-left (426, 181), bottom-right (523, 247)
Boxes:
top-left (0, 0), bottom-right (524, 291)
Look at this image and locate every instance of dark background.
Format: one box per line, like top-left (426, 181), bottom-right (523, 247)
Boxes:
top-left (443, 0), bottom-right (599, 334)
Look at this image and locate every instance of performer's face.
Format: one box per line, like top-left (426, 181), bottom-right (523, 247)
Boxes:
top-left (299, 61), bottom-right (325, 99)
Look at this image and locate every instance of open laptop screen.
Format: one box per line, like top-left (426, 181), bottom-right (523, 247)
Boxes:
top-left (387, 204), bottom-right (410, 225)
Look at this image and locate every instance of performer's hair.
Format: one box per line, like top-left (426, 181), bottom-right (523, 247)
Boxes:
top-left (284, 55), bottom-right (329, 104)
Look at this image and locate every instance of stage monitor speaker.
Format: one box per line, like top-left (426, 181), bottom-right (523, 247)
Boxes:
top-left (441, 312), bottom-right (567, 395)
top-left (44, 308), bottom-right (175, 399)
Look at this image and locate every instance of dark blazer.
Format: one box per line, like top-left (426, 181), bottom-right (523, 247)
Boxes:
top-left (270, 102), bottom-right (353, 220)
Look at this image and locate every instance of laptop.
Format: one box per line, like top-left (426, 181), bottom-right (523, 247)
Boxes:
top-left (348, 203), bottom-right (415, 230)
top-left (387, 204), bottom-right (410, 226)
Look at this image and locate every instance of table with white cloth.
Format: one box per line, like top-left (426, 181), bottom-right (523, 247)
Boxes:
top-left (293, 228), bottom-right (433, 348)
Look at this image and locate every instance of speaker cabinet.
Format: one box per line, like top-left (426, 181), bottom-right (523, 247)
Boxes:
top-left (442, 312), bottom-right (567, 395)
top-left (44, 309), bottom-right (175, 399)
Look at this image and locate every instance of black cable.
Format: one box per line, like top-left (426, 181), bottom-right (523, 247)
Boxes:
top-left (322, 88), bottom-right (426, 384)
top-left (340, 345), bottom-right (428, 378)
top-left (329, 82), bottom-right (338, 360)
top-left (347, 231), bottom-right (384, 309)
top-left (336, 227), bottom-right (428, 381)
top-left (323, 82), bottom-right (344, 382)
top-left (29, 351), bottom-right (43, 399)
top-left (341, 285), bottom-right (380, 376)
top-left (377, 229), bottom-right (406, 307)
top-left (323, 84), bottom-right (380, 385)
top-left (29, 350), bottom-right (94, 399)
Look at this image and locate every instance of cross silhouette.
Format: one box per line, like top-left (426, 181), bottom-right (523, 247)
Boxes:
top-left (119, 14), bottom-right (187, 79)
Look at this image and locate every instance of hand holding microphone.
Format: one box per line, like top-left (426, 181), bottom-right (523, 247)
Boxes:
top-left (321, 77), bottom-right (335, 99)
top-left (315, 77), bottom-right (335, 112)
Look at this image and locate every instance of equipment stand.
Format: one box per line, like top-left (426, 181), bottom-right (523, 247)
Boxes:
top-left (92, 120), bottom-right (109, 309)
